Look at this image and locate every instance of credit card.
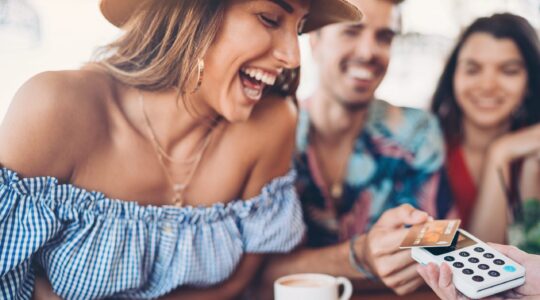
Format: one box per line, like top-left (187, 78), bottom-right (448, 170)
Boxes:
top-left (399, 219), bottom-right (461, 248)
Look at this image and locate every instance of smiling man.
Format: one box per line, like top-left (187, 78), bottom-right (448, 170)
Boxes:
top-left (261, 0), bottom-right (450, 296)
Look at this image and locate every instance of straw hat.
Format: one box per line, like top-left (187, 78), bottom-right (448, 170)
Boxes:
top-left (99, 0), bottom-right (362, 33)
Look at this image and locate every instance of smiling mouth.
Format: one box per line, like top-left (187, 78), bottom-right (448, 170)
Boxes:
top-left (471, 98), bottom-right (504, 110)
top-left (347, 66), bottom-right (375, 81)
top-left (239, 67), bottom-right (279, 102)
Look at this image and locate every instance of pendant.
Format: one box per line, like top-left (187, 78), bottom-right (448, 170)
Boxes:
top-left (173, 193), bottom-right (183, 207)
top-left (330, 183), bottom-right (343, 199)
top-left (173, 184), bottom-right (186, 206)
top-left (173, 183), bottom-right (186, 193)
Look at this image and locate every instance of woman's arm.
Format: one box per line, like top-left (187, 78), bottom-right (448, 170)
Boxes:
top-left (469, 124), bottom-right (540, 243)
top-left (160, 255), bottom-right (263, 300)
top-left (1, 71), bottom-right (103, 298)
top-left (468, 150), bottom-right (510, 243)
top-left (519, 154), bottom-right (540, 201)
top-left (32, 255), bottom-right (264, 300)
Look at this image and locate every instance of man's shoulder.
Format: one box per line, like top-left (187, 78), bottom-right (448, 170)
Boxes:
top-left (367, 100), bottom-right (444, 166)
top-left (368, 100), bottom-right (440, 139)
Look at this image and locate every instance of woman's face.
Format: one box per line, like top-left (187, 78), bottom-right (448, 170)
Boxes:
top-left (454, 33), bottom-right (528, 131)
top-left (197, 0), bottom-right (309, 122)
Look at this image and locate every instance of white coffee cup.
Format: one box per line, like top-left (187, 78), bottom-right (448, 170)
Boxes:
top-left (274, 273), bottom-right (353, 300)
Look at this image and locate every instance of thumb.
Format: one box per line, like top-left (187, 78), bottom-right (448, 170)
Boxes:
top-left (376, 204), bottom-right (430, 229)
top-left (488, 243), bottom-right (529, 265)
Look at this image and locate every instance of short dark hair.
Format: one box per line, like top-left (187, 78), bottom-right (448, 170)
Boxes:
top-left (431, 13), bottom-right (540, 143)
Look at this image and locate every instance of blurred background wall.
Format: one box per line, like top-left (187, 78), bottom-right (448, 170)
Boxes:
top-left (1, 0), bottom-right (540, 121)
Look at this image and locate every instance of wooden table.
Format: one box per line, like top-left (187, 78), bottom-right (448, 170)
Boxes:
top-left (349, 280), bottom-right (438, 300)
top-left (351, 288), bottom-right (437, 300)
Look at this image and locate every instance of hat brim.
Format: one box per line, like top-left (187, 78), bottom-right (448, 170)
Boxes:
top-left (303, 0), bottom-right (362, 33)
top-left (100, 0), bottom-right (362, 33)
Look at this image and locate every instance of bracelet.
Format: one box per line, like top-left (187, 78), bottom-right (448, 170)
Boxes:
top-left (349, 234), bottom-right (376, 280)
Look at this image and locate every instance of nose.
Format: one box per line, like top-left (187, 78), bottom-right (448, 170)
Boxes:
top-left (478, 69), bottom-right (498, 92)
top-left (353, 31), bottom-right (378, 62)
top-left (273, 33), bottom-right (301, 69)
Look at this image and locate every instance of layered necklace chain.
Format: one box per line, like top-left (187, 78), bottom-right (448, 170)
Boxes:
top-left (139, 91), bottom-right (213, 206)
top-left (311, 131), bottom-right (353, 201)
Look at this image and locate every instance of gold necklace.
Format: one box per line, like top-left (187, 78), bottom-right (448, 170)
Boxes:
top-left (139, 91), bottom-right (213, 206)
top-left (311, 132), bottom-right (351, 201)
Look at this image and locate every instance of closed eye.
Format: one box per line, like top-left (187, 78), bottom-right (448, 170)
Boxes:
top-left (258, 13), bottom-right (280, 28)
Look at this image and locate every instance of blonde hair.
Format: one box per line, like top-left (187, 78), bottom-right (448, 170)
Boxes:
top-left (95, 0), bottom-right (226, 93)
top-left (95, 0), bottom-right (300, 99)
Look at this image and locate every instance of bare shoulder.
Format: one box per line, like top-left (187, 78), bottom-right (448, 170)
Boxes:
top-left (0, 69), bottom-right (112, 179)
top-left (225, 95), bottom-right (297, 158)
top-left (244, 95), bottom-right (298, 143)
top-left (228, 95), bottom-right (298, 197)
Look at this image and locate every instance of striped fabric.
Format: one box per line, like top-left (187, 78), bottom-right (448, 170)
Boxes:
top-left (0, 168), bottom-right (305, 299)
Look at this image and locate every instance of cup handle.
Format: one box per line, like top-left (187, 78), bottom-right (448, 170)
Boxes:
top-left (336, 277), bottom-right (353, 300)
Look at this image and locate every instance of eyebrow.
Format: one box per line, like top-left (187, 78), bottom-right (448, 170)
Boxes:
top-left (345, 23), bottom-right (396, 34)
top-left (461, 58), bottom-right (524, 65)
top-left (270, 0), bottom-right (293, 13)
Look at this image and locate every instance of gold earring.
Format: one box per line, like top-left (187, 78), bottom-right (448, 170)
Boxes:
top-left (191, 58), bottom-right (204, 94)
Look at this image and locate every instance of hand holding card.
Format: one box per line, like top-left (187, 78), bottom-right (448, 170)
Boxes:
top-left (400, 220), bottom-right (461, 249)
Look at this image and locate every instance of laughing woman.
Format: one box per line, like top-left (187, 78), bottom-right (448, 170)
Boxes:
top-left (432, 13), bottom-right (540, 245)
top-left (0, 0), bottom-right (361, 299)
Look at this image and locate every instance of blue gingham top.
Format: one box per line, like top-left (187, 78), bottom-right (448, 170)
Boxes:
top-left (0, 167), bottom-right (305, 299)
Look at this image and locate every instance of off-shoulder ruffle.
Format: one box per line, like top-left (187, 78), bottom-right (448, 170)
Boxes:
top-left (0, 167), bottom-right (305, 299)
top-left (0, 167), bottom-right (296, 224)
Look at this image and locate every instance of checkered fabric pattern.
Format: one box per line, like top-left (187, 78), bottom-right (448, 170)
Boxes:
top-left (0, 168), bottom-right (305, 299)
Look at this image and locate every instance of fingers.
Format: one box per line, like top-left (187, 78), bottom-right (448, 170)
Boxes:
top-left (368, 228), bottom-right (410, 256)
top-left (376, 204), bottom-right (429, 229)
top-left (418, 263), bottom-right (460, 300)
top-left (488, 243), bottom-right (528, 264)
top-left (417, 264), bottom-right (428, 283)
top-left (381, 260), bottom-right (421, 289)
top-left (374, 249), bottom-right (416, 277)
top-left (393, 276), bottom-right (425, 296)
top-left (418, 263), bottom-right (439, 287)
top-left (438, 263), bottom-right (453, 289)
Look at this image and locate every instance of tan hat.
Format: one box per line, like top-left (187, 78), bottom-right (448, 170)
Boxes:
top-left (99, 0), bottom-right (362, 33)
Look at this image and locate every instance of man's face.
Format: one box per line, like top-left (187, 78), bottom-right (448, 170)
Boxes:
top-left (311, 0), bottom-right (399, 109)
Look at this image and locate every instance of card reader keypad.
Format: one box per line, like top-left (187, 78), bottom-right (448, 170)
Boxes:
top-left (412, 230), bottom-right (525, 299)
top-left (445, 247), bottom-right (520, 284)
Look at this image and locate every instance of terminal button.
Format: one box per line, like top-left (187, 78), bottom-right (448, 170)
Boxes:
top-left (468, 257), bottom-right (479, 263)
top-left (472, 275), bottom-right (484, 282)
top-left (463, 268), bottom-right (474, 275)
top-left (504, 265), bottom-right (516, 273)
top-left (478, 264), bottom-right (489, 270)
top-left (488, 271), bottom-right (500, 277)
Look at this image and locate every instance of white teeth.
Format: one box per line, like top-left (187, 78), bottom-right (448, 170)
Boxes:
top-left (240, 67), bottom-right (278, 86)
top-left (243, 86), bottom-right (263, 101)
top-left (473, 99), bottom-right (500, 109)
top-left (348, 67), bottom-right (374, 80)
top-left (249, 68), bottom-right (257, 78)
top-left (255, 71), bottom-right (263, 81)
